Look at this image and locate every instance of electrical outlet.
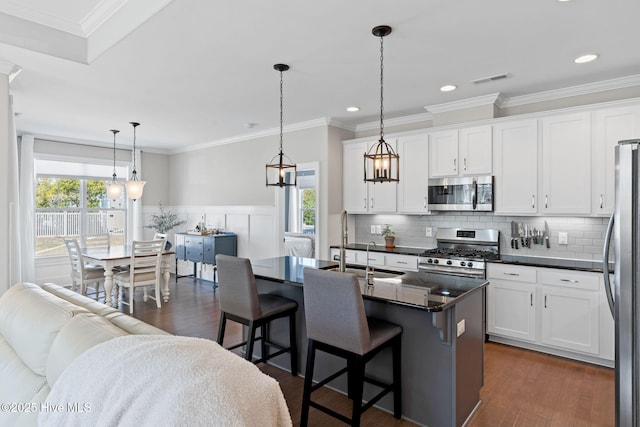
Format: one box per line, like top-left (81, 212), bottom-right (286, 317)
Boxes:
top-left (425, 227), bottom-right (433, 237)
top-left (370, 225), bottom-right (376, 234)
top-left (558, 232), bottom-right (568, 245)
top-left (456, 319), bottom-right (466, 337)
top-left (376, 225), bottom-right (382, 234)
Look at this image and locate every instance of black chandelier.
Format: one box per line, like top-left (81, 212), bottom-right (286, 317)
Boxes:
top-left (364, 25), bottom-right (399, 184)
top-left (106, 129), bottom-right (123, 201)
top-left (266, 63), bottom-right (297, 187)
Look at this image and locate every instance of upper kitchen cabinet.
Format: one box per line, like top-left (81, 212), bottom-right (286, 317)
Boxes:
top-left (493, 119), bottom-right (539, 215)
top-left (428, 125), bottom-right (492, 178)
top-left (541, 112), bottom-right (591, 215)
top-left (591, 105), bottom-right (640, 215)
top-left (343, 139), bottom-right (397, 214)
top-left (397, 133), bottom-right (429, 213)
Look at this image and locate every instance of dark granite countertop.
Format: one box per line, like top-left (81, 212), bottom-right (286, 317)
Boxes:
top-left (490, 255), bottom-right (613, 273)
top-left (330, 244), bottom-right (429, 256)
top-left (251, 256), bottom-right (488, 312)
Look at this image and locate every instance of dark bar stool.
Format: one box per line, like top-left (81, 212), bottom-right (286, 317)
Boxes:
top-left (215, 254), bottom-right (298, 375)
top-left (300, 267), bottom-right (402, 427)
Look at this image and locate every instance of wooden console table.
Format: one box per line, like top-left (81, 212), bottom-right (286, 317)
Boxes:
top-left (174, 232), bottom-right (237, 282)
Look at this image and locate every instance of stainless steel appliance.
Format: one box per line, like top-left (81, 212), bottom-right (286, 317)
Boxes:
top-left (603, 139), bottom-right (640, 426)
top-left (428, 176), bottom-right (494, 211)
top-left (419, 228), bottom-right (500, 278)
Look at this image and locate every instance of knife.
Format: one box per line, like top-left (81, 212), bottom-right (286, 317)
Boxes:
top-left (511, 221), bottom-right (518, 249)
top-left (544, 221), bottom-right (550, 248)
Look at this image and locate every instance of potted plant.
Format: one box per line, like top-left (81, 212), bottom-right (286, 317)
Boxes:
top-left (145, 202), bottom-right (186, 249)
top-left (382, 224), bottom-right (395, 248)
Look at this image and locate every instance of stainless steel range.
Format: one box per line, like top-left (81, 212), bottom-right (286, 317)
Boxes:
top-left (418, 228), bottom-right (500, 278)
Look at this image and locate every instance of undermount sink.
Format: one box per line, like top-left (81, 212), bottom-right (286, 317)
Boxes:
top-left (324, 266), bottom-right (404, 280)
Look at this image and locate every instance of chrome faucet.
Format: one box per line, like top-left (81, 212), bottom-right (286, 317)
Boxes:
top-left (339, 209), bottom-right (348, 272)
top-left (366, 241), bottom-right (377, 285)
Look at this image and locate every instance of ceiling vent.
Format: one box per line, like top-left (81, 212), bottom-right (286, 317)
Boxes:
top-left (472, 73), bottom-right (509, 84)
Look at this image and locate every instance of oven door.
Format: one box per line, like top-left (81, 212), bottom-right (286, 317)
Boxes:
top-left (428, 176), bottom-right (493, 211)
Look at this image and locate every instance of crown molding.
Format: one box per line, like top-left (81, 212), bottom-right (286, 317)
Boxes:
top-left (354, 112), bottom-right (434, 132)
top-left (170, 117), bottom-right (331, 154)
top-left (81, 0), bottom-right (128, 36)
top-left (425, 93), bottom-right (502, 114)
top-left (499, 74), bottom-right (640, 108)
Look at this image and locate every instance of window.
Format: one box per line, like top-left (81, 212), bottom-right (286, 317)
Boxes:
top-left (285, 169), bottom-right (316, 235)
top-left (34, 158), bottom-right (128, 257)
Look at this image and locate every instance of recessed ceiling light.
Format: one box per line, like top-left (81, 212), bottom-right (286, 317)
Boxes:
top-left (574, 53), bottom-right (599, 64)
top-left (346, 106), bottom-right (360, 112)
top-left (440, 85), bottom-right (457, 92)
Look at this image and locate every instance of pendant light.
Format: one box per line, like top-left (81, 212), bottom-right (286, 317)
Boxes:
top-left (266, 63), bottom-right (296, 187)
top-left (364, 25), bottom-right (399, 184)
top-left (124, 121), bottom-right (146, 201)
top-left (106, 129), bottom-right (123, 200)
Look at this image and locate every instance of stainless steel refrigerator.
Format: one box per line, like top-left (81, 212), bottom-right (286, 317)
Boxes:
top-left (603, 139), bottom-right (640, 427)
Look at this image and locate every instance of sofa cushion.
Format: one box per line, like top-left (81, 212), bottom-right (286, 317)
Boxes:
top-left (40, 282), bottom-right (118, 317)
top-left (46, 314), bottom-right (129, 387)
top-left (0, 283), bottom-right (88, 376)
top-left (105, 313), bottom-right (170, 335)
top-left (0, 337), bottom-right (48, 427)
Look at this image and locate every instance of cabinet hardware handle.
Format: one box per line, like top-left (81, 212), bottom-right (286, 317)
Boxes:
top-left (370, 198), bottom-right (374, 209)
top-left (560, 278), bottom-right (579, 283)
top-left (544, 295), bottom-right (547, 308)
top-left (600, 194), bottom-right (604, 209)
top-left (530, 292), bottom-right (533, 307)
top-left (453, 158), bottom-right (457, 172)
top-left (463, 158), bottom-right (467, 171)
top-left (532, 195), bottom-right (536, 209)
top-left (363, 198), bottom-right (367, 209)
top-left (504, 272), bottom-right (520, 276)
top-left (545, 195), bottom-right (548, 209)
top-left (424, 197), bottom-right (427, 209)
top-left (397, 261), bottom-right (408, 264)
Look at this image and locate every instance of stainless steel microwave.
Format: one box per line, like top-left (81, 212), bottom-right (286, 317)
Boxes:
top-left (428, 176), bottom-right (494, 211)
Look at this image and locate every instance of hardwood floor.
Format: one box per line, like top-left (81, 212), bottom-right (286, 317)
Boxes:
top-left (120, 277), bottom-right (615, 427)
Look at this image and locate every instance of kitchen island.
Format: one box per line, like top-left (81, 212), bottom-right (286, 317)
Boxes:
top-left (250, 256), bottom-right (488, 427)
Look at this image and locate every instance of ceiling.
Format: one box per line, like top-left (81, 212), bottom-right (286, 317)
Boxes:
top-left (1, 0), bottom-right (639, 153)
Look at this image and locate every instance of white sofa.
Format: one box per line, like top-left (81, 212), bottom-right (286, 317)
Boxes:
top-left (0, 282), bottom-right (292, 427)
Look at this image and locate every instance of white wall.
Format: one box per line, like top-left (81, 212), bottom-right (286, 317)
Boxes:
top-left (0, 73), bottom-right (9, 293)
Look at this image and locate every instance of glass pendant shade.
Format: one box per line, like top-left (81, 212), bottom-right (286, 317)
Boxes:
top-left (364, 138), bottom-right (399, 183)
top-left (266, 63), bottom-right (296, 188)
top-left (125, 122), bottom-right (146, 201)
top-left (106, 129), bottom-right (124, 200)
top-left (364, 25), bottom-right (399, 184)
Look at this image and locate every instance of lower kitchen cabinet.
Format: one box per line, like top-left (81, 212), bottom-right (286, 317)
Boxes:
top-left (486, 263), bottom-right (612, 366)
top-left (329, 248), bottom-right (418, 272)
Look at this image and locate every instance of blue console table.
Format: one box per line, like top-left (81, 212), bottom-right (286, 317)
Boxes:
top-left (174, 232), bottom-right (237, 282)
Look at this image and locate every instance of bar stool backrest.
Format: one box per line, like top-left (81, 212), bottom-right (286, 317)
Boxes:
top-left (215, 255), bottom-right (261, 320)
top-left (303, 268), bottom-right (371, 355)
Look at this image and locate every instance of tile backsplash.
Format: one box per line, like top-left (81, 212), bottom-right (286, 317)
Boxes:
top-left (353, 212), bottom-right (610, 262)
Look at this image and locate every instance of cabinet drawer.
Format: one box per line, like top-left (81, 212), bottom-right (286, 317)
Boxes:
top-left (540, 269), bottom-right (599, 291)
top-left (487, 264), bottom-right (537, 283)
top-left (385, 254), bottom-right (418, 271)
top-left (356, 251), bottom-right (385, 266)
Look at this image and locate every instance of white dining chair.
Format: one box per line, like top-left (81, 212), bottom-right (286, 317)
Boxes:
top-left (81, 233), bottom-right (111, 249)
top-left (112, 238), bottom-right (165, 314)
top-left (64, 238), bottom-right (105, 299)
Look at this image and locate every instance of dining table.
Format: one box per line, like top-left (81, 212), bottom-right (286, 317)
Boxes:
top-left (81, 246), bottom-right (175, 308)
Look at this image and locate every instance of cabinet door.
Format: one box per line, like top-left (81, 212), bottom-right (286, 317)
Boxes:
top-left (396, 134), bottom-right (429, 213)
top-left (459, 125), bottom-right (492, 175)
top-left (428, 130), bottom-right (458, 177)
top-left (356, 250), bottom-right (385, 267)
top-left (541, 113), bottom-right (591, 214)
top-left (493, 120), bottom-right (539, 215)
top-left (487, 281), bottom-right (537, 341)
top-left (367, 139), bottom-right (397, 213)
top-left (175, 234), bottom-right (186, 259)
top-left (343, 141), bottom-right (368, 213)
top-left (591, 106), bottom-right (640, 215)
top-left (541, 285), bottom-right (599, 355)
top-left (203, 237), bottom-right (215, 264)
top-left (385, 254), bottom-right (418, 271)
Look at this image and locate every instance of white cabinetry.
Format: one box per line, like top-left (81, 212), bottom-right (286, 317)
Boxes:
top-left (343, 140), bottom-right (397, 213)
top-left (486, 263), bottom-right (612, 365)
top-left (540, 270), bottom-right (599, 355)
top-left (428, 125), bottom-right (492, 178)
top-left (493, 119), bottom-right (539, 215)
top-left (329, 248), bottom-right (418, 272)
top-left (591, 106), bottom-right (640, 215)
top-left (396, 133), bottom-right (429, 213)
top-left (541, 112), bottom-right (591, 214)
top-left (487, 264), bottom-right (537, 341)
